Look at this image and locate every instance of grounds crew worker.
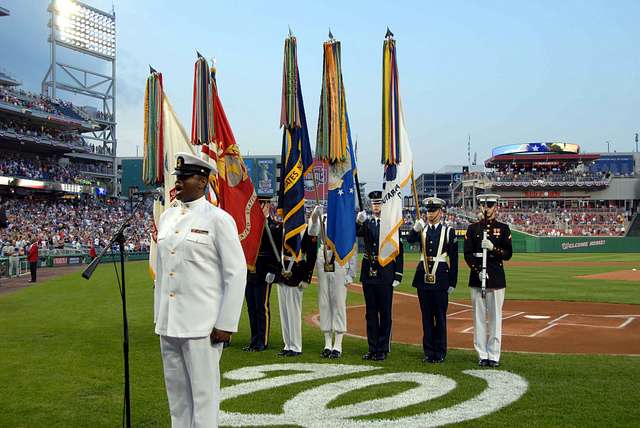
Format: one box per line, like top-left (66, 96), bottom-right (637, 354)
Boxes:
top-left (310, 206), bottom-right (357, 359)
top-left (154, 152), bottom-right (247, 427)
top-left (243, 197), bottom-right (281, 352)
top-left (407, 197), bottom-right (458, 363)
top-left (464, 193), bottom-right (512, 368)
top-left (276, 213), bottom-right (319, 357)
top-left (356, 190), bottom-right (403, 361)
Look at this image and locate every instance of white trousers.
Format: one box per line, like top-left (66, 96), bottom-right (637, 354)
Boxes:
top-left (277, 284), bottom-right (303, 352)
top-left (470, 287), bottom-right (505, 362)
top-left (316, 264), bottom-right (348, 334)
top-left (160, 336), bottom-right (223, 428)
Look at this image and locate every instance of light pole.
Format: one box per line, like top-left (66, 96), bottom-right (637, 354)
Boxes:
top-left (606, 141), bottom-right (610, 153)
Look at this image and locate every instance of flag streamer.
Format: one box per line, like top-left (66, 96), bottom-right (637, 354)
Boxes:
top-left (277, 35), bottom-right (314, 260)
top-left (143, 72), bottom-right (164, 185)
top-left (316, 40), bottom-right (348, 163)
top-left (317, 37), bottom-right (357, 266)
top-left (382, 38), bottom-right (401, 165)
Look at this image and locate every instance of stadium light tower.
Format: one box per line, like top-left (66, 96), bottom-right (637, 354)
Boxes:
top-left (42, 0), bottom-right (117, 190)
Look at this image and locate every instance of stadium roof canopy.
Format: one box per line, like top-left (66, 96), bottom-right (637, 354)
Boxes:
top-left (486, 153), bottom-right (600, 168)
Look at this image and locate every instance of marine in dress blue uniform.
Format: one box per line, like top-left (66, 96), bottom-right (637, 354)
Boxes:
top-left (463, 193), bottom-right (512, 368)
top-left (406, 197), bottom-right (458, 363)
top-left (243, 199), bottom-right (281, 352)
top-left (356, 191), bottom-right (404, 361)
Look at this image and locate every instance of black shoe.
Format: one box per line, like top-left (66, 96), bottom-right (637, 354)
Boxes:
top-left (422, 355), bottom-right (434, 363)
top-left (286, 351), bottom-right (302, 357)
top-left (433, 357), bottom-right (445, 363)
top-left (362, 352), bottom-right (375, 360)
top-left (329, 350), bottom-right (342, 359)
top-left (373, 352), bottom-right (386, 361)
top-left (478, 359), bottom-right (489, 367)
top-left (487, 360), bottom-right (500, 368)
top-left (321, 348), bottom-right (332, 358)
top-left (242, 344), bottom-right (255, 352)
top-left (277, 349), bottom-right (292, 357)
top-left (253, 345), bottom-right (267, 352)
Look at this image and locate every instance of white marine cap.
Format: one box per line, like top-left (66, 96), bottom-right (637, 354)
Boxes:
top-left (477, 193), bottom-right (501, 203)
top-left (172, 151), bottom-right (216, 176)
top-left (422, 196), bottom-right (446, 208)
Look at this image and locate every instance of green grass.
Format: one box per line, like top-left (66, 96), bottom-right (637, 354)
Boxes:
top-left (393, 252), bottom-right (640, 304)
top-left (0, 254), bottom-right (638, 427)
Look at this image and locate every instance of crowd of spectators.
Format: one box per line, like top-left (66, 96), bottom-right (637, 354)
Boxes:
top-left (489, 170), bottom-right (610, 186)
top-left (496, 204), bottom-right (629, 237)
top-left (0, 86), bottom-right (88, 121)
top-left (0, 151), bottom-right (111, 185)
top-left (0, 198), bottom-right (152, 259)
top-left (0, 118), bottom-right (84, 146)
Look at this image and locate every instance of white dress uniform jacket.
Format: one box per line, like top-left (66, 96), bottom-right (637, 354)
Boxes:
top-left (154, 196), bottom-right (248, 338)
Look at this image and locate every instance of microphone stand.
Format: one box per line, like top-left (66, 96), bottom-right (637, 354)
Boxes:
top-left (81, 195), bottom-right (147, 428)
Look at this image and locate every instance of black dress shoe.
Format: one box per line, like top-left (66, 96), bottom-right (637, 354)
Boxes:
top-left (422, 355), bottom-right (433, 363)
top-left (487, 360), bottom-right (500, 368)
top-left (287, 351), bottom-right (302, 357)
top-left (321, 348), bottom-right (332, 358)
top-left (329, 350), bottom-right (342, 359)
top-left (373, 352), bottom-right (386, 361)
top-left (277, 349), bottom-right (292, 357)
top-left (433, 357), bottom-right (445, 363)
top-left (253, 345), bottom-right (267, 352)
top-left (478, 359), bottom-right (489, 367)
top-left (362, 352), bottom-right (375, 360)
top-left (243, 344), bottom-right (256, 352)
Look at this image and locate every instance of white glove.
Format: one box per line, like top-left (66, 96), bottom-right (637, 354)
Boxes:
top-left (392, 280), bottom-right (400, 288)
top-left (356, 210), bottom-right (368, 224)
top-left (265, 272), bottom-right (275, 284)
top-left (298, 281), bottom-right (309, 290)
top-left (447, 286), bottom-right (455, 294)
top-left (478, 271), bottom-right (489, 282)
top-left (344, 275), bottom-right (353, 286)
top-left (481, 238), bottom-right (494, 251)
top-left (311, 205), bottom-right (323, 222)
top-left (413, 219), bottom-right (425, 233)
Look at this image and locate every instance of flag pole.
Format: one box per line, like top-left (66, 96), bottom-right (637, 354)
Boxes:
top-left (411, 169), bottom-right (421, 219)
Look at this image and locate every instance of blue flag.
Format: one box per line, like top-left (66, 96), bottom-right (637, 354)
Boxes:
top-left (326, 116), bottom-right (357, 265)
top-left (277, 73), bottom-right (314, 260)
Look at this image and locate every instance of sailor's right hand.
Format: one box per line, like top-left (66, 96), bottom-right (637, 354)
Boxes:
top-left (265, 272), bottom-right (275, 284)
top-left (478, 271), bottom-right (489, 282)
top-left (413, 219), bottom-right (425, 232)
top-left (356, 210), bottom-right (368, 224)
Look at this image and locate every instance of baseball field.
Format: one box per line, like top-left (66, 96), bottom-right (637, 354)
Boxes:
top-left (1, 252), bottom-right (639, 427)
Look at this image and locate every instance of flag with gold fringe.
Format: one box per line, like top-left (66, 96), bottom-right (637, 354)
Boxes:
top-left (379, 31), bottom-right (414, 266)
top-left (277, 34), bottom-right (314, 260)
top-left (316, 35), bottom-right (357, 266)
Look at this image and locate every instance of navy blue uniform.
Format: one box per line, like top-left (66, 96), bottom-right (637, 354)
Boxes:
top-left (356, 217), bottom-right (403, 357)
top-left (245, 218), bottom-right (281, 350)
top-left (406, 223), bottom-right (458, 360)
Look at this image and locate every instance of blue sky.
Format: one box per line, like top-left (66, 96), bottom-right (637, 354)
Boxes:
top-left (1, 0), bottom-right (639, 187)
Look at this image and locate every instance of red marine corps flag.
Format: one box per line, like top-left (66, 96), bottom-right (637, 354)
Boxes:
top-left (190, 55), bottom-right (264, 270)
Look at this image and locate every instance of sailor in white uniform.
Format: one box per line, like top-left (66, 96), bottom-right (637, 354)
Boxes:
top-left (155, 152), bottom-right (247, 427)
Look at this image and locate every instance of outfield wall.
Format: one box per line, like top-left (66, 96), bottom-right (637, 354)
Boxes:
top-left (510, 230), bottom-right (640, 253)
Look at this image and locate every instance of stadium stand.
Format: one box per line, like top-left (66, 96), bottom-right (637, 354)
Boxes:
top-left (458, 142), bottom-right (639, 237)
top-left (0, 198), bottom-right (152, 256)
